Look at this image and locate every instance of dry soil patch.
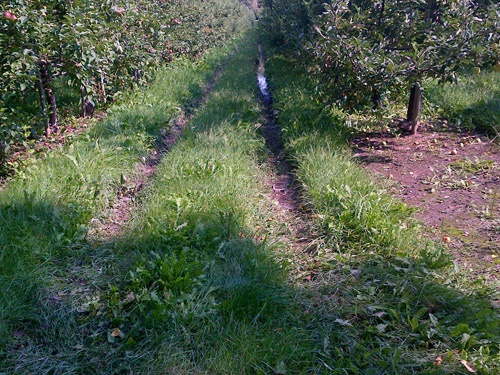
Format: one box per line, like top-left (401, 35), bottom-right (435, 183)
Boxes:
top-left (353, 122), bottom-right (500, 284)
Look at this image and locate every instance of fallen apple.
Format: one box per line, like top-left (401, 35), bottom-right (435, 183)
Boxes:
top-left (3, 11), bottom-right (18, 21)
top-left (472, 67), bottom-right (480, 75)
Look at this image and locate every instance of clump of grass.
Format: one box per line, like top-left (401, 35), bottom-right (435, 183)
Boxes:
top-left (424, 70), bottom-right (500, 137)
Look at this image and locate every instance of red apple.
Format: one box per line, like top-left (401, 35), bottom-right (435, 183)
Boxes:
top-left (3, 11), bottom-right (18, 21)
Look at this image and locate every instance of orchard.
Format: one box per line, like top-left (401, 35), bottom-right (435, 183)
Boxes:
top-left (262, 0), bottom-right (499, 122)
top-left (0, 0), bottom-right (246, 150)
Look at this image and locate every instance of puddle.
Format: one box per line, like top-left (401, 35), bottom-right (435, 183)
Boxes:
top-left (257, 73), bottom-right (271, 101)
top-left (257, 43), bottom-right (271, 103)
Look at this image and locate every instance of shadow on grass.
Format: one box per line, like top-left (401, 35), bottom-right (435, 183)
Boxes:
top-left (0, 195), bottom-right (92, 352)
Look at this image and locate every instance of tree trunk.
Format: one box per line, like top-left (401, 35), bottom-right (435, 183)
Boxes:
top-left (100, 73), bottom-right (107, 104)
top-left (35, 71), bottom-right (47, 118)
top-left (371, 88), bottom-right (382, 109)
top-left (406, 83), bottom-right (421, 135)
top-left (378, 0), bottom-right (386, 27)
top-left (81, 85), bottom-right (95, 118)
top-left (39, 61), bottom-right (58, 136)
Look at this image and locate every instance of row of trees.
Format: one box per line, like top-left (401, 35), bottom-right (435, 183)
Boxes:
top-left (0, 0), bottom-right (247, 146)
top-left (261, 0), bottom-right (500, 124)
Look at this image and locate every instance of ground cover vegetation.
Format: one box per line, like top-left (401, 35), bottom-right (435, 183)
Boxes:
top-left (258, 0), bottom-right (500, 372)
top-left (0, 0), bottom-right (499, 374)
top-left (0, 46), bottom-right (240, 373)
top-left (264, 52), bottom-right (499, 374)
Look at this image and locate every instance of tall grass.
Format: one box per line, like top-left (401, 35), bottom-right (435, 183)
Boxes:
top-left (424, 70), bottom-right (500, 137)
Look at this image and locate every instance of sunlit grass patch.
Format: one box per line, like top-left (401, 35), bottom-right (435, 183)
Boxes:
top-left (424, 70), bottom-right (500, 137)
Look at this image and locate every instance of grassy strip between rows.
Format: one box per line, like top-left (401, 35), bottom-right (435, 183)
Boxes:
top-left (0, 28), bottom-right (326, 374)
top-left (265, 50), bottom-right (500, 374)
top-left (0, 23), bottom-right (254, 371)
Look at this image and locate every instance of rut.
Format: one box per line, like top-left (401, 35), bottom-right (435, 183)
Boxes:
top-left (88, 67), bottom-right (224, 242)
top-left (256, 43), bottom-right (317, 256)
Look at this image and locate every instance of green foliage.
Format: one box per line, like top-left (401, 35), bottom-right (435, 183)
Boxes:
top-left (261, 0), bottom-right (500, 113)
top-left (0, 0), bottom-right (251, 161)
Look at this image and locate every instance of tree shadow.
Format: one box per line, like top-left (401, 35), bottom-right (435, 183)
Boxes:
top-left (0, 195), bottom-right (93, 354)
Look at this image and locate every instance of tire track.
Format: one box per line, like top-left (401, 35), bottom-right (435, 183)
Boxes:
top-left (256, 43), bottom-right (318, 257)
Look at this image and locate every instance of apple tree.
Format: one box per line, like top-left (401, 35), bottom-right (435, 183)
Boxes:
top-left (261, 0), bottom-right (499, 130)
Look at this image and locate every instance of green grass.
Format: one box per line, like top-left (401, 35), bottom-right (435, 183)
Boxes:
top-left (2, 16), bottom-right (499, 375)
top-left (0, 38), bottom-right (241, 371)
top-left (84, 30), bottom-right (318, 374)
top-left (424, 70), bottom-right (500, 137)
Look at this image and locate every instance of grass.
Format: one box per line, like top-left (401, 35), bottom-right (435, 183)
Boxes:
top-left (424, 70), bottom-right (500, 138)
top-left (0, 35), bottom-right (244, 372)
top-left (1, 14), bottom-right (499, 375)
top-left (88, 30), bottom-right (318, 374)
top-left (265, 51), bottom-right (500, 373)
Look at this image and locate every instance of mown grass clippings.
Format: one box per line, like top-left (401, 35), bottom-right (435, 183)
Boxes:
top-left (449, 157), bottom-right (497, 174)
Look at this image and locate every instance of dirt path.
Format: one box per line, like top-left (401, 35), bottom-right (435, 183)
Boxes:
top-left (256, 44), bottom-right (317, 266)
top-left (353, 122), bottom-right (500, 284)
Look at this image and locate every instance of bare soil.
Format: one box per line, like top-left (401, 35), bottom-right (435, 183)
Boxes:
top-left (352, 121), bottom-right (500, 284)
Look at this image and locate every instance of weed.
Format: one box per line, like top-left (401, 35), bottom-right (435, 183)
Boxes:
top-left (450, 157), bottom-right (497, 174)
